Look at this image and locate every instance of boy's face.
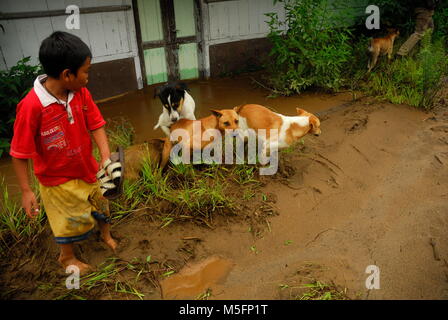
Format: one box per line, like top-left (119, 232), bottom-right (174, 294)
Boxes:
top-left (61, 57), bottom-right (91, 91)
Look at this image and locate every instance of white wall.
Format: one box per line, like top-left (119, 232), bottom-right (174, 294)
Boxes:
top-left (201, 0), bottom-right (286, 78)
top-left (0, 0), bottom-right (143, 88)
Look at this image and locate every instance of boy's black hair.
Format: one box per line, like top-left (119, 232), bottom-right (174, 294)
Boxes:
top-left (39, 31), bottom-right (92, 78)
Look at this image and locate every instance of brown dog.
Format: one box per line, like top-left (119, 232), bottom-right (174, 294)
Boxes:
top-left (235, 104), bottom-right (321, 151)
top-left (368, 28), bottom-right (400, 72)
top-left (124, 139), bottom-right (165, 181)
top-left (160, 109), bottom-right (240, 168)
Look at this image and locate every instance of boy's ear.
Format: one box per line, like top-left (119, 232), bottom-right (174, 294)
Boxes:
top-left (211, 109), bottom-right (223, 118)
top-left (61, 69), bottom-right (71, 80)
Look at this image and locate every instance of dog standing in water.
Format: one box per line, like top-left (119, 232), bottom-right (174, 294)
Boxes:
top-left (154, 82), bottom-right (196, 136)
top-left (367, 28), bottom-right (400, 72)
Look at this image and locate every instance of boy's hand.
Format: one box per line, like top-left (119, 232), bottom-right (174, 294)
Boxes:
top-left (22, 190), bottom-right (40, 218)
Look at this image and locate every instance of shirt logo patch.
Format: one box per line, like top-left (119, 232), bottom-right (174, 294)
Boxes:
top-left (41, 125), bottom-right (67, 150)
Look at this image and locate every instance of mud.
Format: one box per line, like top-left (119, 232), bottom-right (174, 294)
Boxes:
top-left (1, 76), bottom-right (448, 300)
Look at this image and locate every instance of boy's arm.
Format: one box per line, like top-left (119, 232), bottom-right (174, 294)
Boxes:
top-left (91, 125), bottom-right (111, 166)
top-left (12, 157), bottom-right (39, 218)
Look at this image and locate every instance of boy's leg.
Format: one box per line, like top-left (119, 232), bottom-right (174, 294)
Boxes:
top-left (89, 183), bottom-right (117, 251)
top-left (40, 180), bottom-right (97, 273)
top-left (58, 243), bottom-right (92, 274)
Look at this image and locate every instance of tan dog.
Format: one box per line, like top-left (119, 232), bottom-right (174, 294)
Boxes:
top-left (124, 139), bottom-right (165, 181)
top-left (160, 109), bottom-right (240, 168)
top-left (368, 28), bottom-right (400, 72)
top-left (235, 104), bottom-right (321, 150)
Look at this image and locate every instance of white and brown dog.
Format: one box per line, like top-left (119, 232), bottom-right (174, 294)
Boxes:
top-left (154, 82), bottom-right (196, 136)
top-left (235, 104), bottom-right (321, 151)
top-left (160, 109), bottom-right (240, 168)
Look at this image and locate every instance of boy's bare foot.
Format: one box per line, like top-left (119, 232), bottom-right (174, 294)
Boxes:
top-left (102, 235), bottom-right (117, 251)
top-left (58, 255), bottom-right (92, 275)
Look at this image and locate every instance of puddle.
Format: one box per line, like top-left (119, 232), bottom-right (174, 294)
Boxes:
top-left (160, 256), bottom-right (233, 299)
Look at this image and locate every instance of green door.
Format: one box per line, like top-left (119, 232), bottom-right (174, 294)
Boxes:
top-left (135, 0), bottom-right (201, 85)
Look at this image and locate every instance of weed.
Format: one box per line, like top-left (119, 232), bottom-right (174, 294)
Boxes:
top-left (0, 177), bottom-right (46, 254)
top-left (297, 281), bottom-right (348, 300)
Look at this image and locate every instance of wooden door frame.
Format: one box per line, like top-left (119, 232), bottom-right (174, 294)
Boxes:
top-left (132, 0), bottom-right (204, 86)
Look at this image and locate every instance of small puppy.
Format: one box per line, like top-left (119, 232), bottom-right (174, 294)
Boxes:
top-left (154, 82), bottom-right (196, 136)
top-left (160, 109), bottom-right (239, 168)
top-left (235, 104), bottom-right (321, 151)
top-left (368, 28), bottom-right (400, 72)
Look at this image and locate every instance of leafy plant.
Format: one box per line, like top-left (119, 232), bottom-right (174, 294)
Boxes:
top-left (265, 0), bottom-right (354, 95)
top-left (0, 57), bottom-right (41, 157)
top-left (433, 1), bottom-right (448, 39)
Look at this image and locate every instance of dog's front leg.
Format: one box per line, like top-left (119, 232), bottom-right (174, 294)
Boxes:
top-left (161, 126), bottom-right (171, 137)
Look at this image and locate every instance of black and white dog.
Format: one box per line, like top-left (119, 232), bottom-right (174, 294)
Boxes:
top-left (154, 82), bottom-right (196, 136)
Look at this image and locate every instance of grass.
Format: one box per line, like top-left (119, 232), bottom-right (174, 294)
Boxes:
top-left (364, 31), bottom-right (448, 110)
top-left (279, 280), bottom-right (349, 300)
top-left (0, 176), bottom-right (46, 255)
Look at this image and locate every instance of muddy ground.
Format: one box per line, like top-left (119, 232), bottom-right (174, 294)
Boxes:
top-left (1, 82), bottom-right (447, 300)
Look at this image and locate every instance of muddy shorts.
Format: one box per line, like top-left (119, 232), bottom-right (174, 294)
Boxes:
top-left (39, 179), bottom-right (111, 244)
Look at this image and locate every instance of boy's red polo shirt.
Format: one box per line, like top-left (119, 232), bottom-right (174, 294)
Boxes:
top-left (10, 75), bottom-right (106, 186)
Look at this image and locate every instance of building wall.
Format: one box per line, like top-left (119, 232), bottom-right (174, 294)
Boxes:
top-left (0, 0), bottom-right (143, 100)
top-left (201, 0), bottom-right (370, 78)
top-left (201, 0), bottom-right (286, 78)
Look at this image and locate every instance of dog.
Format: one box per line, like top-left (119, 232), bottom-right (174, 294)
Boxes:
top-left (160, 109), bottom-right (240, 168)
top-left (124, 139), bottom-right (166, 181)
top-left (368, 28), bottom-right (400, 72)
top-left (235, 104), bottom-right (321, 151)
top-left (154, 82), bottom-right (196, 136)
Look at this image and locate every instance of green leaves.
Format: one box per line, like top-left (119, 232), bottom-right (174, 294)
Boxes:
top-left (0, 57), bottom-right (42, 158)
top-left (265, 0), bottom-right (354, 95)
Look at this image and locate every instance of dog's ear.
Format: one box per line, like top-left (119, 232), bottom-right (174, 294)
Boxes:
top-left (296, 108), bottom-right (306, 116)
top-left (233, 105), bottom-right (244, 114)
top-left (309, 117), bottom-right (316, 129)
top-left (211, 109), bottom-right (223, 118)
top-left (154, 85), bottom-right (162, 99)
top-left (176, 82), bottom-right (188, 91)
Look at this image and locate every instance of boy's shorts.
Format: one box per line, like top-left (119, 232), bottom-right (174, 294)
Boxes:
top-left (39, 179), bottom-right (111, 244)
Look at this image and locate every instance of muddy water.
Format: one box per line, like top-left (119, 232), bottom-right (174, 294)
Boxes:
top-left (97, 75), bottom-right (355, 143)
top-left (160, 256), bottom-right (234, 299)
top-left (0, 75), bottom-right (354, 195)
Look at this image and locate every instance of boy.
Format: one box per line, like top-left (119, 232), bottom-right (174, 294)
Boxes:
top-left (10, 31), bottom-right (120, 274)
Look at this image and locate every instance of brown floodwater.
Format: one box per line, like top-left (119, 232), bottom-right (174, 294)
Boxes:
top-left (0, 75), bottom-right (355, 195)
top-left (97, 75), bottom-right (355, 143)
top-left (160, 255), bottom-right (234, 299)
